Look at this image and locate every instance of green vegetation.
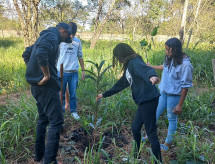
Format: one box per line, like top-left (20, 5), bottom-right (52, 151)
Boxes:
top-left (0, 37), bottom-right (215, 163)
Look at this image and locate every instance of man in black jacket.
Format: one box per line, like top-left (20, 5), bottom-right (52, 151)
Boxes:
top-left (22, 22), bottom-right (72, 164)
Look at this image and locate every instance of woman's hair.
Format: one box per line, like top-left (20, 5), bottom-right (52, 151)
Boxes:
top-left (113, 43), bottom-right (141, 70)
top-left (164, 37), bottom-right (187, 67)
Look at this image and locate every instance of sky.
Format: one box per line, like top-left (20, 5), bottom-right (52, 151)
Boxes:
top-left (79, 0), bottom-right (88, 6)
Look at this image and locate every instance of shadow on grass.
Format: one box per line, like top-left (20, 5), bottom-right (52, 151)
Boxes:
top-left (0, 38), bottom-right (17, 48)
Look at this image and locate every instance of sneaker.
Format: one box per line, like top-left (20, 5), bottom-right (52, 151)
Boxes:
top-left (122, 157), bottom-right (143, 163)
top-left (71, 112), bottom-right (80, 120)
top-left (142, 136), bottom-right (148, 141)
top-left (160, 144), bottom-right (169, 152)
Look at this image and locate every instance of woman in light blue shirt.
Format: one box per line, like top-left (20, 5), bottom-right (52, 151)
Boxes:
top-left (144, 38), bottom-right (193, 151)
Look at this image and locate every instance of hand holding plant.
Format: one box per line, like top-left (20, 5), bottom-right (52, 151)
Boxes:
top-left (96, 94), bottom-right (103, 102)
top-left (146, 62), bottom-right (151, 67)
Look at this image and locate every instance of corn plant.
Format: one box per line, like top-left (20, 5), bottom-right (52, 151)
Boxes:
top-left (85, 60), bottom-right (112, 141)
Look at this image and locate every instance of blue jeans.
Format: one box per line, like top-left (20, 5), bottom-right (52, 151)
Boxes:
top-left (58, 72), bottom-right (78, 113)
top-left (31, 85), bottom-right (64, 164)
top-left (156, 92), bottom-right (180, 144)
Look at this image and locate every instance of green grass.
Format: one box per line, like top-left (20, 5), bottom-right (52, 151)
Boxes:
top-left (0, 37), bottom-right (27, 95)
top-left (0, 94), bottom-right (37, 163)
top-left (0, 37), bottom-right (215, 163)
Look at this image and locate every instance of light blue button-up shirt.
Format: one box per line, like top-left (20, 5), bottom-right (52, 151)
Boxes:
top-left (159, 57), bottom-right (193, 95)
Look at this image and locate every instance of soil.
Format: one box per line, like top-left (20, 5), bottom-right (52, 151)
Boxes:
top-left (57, 113), bottom-right (132, 164)
top-left (0, 90), bottom-right (31, 106)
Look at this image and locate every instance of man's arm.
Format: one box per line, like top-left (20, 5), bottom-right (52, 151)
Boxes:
top-left (22, 44), bottom-right (34, 65)
top-left (77, 40), bottom-right (85, 80)
top-left (36, 33), bottom-right (58, 85)
top-left (78, 58), bottom-right (85, 80)
top-left (38, 65), bottom-right (50, 85)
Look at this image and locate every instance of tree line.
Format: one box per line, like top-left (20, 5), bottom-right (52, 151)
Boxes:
top-left (0, 0), bottom-right (214, 49)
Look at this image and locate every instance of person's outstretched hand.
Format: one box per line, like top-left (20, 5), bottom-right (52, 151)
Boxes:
top-left (96, 94), bottom-right (103, 102)
top-left (150, 76), bottom-right (160, 85)
top-left (146, 62), bottom-right (151, 66)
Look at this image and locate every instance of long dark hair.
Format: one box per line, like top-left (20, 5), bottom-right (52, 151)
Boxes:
top-left (164, 38), bottom-right (187, 67)
top-left (113, 43), bottom-right (142, 71)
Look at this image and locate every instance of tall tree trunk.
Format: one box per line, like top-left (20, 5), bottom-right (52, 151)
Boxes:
top-left (13, 0), bottom-right (40, 47)
top-left (90, 0), bottom-right (116, 49)
top-left (186, 0), bottom-right (201, 50)
top-left (179, 0), bottom-right (188, 43)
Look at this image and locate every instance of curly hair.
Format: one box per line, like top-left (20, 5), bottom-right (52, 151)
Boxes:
top-left (113, 43), bottom-right (142, 71)
top-left (164, 38), bottom-right (187, 67)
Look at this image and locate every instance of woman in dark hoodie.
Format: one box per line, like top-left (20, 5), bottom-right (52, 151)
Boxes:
top-left (96, 43), bottom-right (162, 163)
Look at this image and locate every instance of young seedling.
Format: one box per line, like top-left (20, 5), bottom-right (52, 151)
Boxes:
top-left (85, 60), bottom-right (112, 142)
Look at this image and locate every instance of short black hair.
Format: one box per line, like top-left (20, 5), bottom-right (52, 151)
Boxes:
top-left (68, 22), bottom-right (77, 36)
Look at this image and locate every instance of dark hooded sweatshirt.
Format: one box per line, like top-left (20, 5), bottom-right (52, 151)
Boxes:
top-left (103, 57), bottom-right (160, 104)
top-left (22, 27), bottom-right (62, 91)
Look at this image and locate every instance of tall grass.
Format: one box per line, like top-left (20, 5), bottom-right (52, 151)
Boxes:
top-left (0, 37), bottom-right (215, 163)
top-left (0, 94), bottom-right (37, 163)
top-left (0, 37), bottom-right (27, 95)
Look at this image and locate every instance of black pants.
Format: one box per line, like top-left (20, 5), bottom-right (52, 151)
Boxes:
top-left (31, 85), bottom-right (64, 164)
top-left (132, 98), bottom-right (162, 163)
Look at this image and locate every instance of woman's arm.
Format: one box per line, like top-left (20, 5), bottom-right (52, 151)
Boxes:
top-left (96, 72), bottom-right (129, 101)
top-left (173, 88), bottom-right (188, 115)
top-left (147, 63), bottom-right (164, 70)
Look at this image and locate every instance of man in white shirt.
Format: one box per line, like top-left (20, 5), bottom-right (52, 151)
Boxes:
top-left (57, 22), bottom-right (85, 120)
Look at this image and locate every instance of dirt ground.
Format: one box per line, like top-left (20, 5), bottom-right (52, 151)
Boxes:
top-left (0, 90), bottom-right (31, 106)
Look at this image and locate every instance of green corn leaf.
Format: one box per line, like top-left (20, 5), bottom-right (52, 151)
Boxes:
top-left (85, 75), bottom-right (96, 82)
top-left (100, 65), bottom-right (112, 78)
top-left (86, 60), bottom-right (99, 69)
top-left (85, 70), bottom-right (97, 78)
top-left (140, 39), bottom-right (148, 46)
top-left (151, 26), bottom-right (159, 36)
top-left (148, 43), bottom-right (152, 50)
top-left (98, 60), bottom-right (105, 73)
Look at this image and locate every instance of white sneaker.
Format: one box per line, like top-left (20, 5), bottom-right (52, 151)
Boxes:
top-left (71, 112), bottom-right (80, 120)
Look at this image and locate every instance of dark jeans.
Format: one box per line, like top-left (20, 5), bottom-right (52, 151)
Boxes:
top-left (132, 98), bottom-right (162, 163)
top-left (31, 85), bottom-right (64, 164)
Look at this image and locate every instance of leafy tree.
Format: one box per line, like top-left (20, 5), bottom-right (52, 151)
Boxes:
top-left (89, 0), bottom-right (131, 49)
top-left (13, 0), bottom-right (40, 47)
top-left (40, 0), bottom-right (89, 28)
